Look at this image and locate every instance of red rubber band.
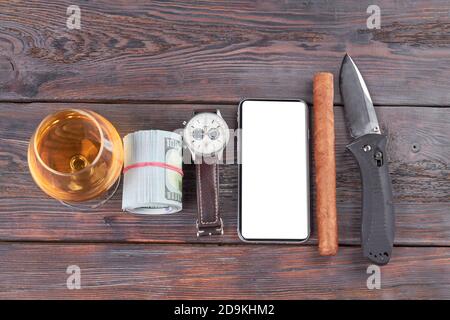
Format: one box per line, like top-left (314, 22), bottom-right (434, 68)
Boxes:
top-left (123, 162), bottom-right (183, 176)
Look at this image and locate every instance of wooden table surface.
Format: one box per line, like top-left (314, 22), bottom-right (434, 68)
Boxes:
top-left (0, 0), bottom-right (449, 299)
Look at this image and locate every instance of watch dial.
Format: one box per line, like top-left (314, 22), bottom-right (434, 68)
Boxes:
top-left (184, 112), bottom-right (230, 156)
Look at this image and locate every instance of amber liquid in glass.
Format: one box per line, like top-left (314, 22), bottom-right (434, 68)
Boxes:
top-left (37, 114), bottom-right (101, 173)
top-left (28, 109), bottom-right (123, 203)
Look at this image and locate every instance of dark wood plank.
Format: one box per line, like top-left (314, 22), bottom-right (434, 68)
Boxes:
top-left (0, 103), bottom-right (448, 245)
top-left (0, 1), bottom-right (449, 105)
top-left (0, 243), bottom-right (448, 299)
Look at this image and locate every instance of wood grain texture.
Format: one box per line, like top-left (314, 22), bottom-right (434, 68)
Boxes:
top-left (0, 103), bottom-right (448, 245)
top-left (0, 0), bottom-right (449, 105)
top-left (0, 243), bottom-right (448, 299)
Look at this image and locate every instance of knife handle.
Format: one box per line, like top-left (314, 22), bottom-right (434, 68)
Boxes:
top-left (347, 134), bottom-right (395, 265)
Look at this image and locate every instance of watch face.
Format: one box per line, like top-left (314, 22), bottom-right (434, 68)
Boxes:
top-left (184, 112), bottom-right (230, 156)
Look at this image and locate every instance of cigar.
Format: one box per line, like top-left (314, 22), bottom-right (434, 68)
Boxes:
top-left (313, 72), bottom-right (338, 256)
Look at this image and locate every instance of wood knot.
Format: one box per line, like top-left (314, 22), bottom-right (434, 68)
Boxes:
top-left (0, 56), bottom-right (17, 87)
top-left (103, 216), bottom-right (114, 226)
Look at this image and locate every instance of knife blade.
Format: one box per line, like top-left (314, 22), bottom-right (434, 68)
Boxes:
top-left (340, 54), bottom-right (381, 138)
top-left (339, 54), bottom-right (395, 265)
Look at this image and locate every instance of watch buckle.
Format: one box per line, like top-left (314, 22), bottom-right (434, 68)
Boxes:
top-left (196, 218), bottom-right (223, 237)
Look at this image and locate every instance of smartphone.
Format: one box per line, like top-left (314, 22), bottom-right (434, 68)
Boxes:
top-left (238, 99), bottom-right (310, 242)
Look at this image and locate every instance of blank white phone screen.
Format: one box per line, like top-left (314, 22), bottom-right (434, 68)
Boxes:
top-left (240, 100), bottom-right (309, 241)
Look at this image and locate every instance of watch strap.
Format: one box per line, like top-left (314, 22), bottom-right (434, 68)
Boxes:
top-left (196, 162), bottom-right (223, 236)
top-left (193, 108), bottom-right (217, 115)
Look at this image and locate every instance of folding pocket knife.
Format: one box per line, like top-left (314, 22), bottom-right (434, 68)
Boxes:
top-left (339, 54), bottom-right (395, 265)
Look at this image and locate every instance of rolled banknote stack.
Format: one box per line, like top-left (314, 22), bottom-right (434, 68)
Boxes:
top-left (122, 130), bottom-right (183, 214)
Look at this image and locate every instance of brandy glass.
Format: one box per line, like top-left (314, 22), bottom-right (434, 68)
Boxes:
top-left (28, 109), bottom-right (123, 208)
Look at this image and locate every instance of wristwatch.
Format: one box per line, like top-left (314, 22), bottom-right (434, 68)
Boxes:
top-left (183, 109), bottom-right (230, 236)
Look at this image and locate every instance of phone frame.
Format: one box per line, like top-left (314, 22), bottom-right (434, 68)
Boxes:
top-left (237, 98), bottom-right (311, 243)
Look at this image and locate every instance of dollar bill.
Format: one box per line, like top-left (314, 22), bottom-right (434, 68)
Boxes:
top-left (122, 130), bottom-right (183, 214)
top-left (165, 137), bottom-right (182, 202)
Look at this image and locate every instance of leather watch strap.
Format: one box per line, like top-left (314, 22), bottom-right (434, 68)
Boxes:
top-left (196, 162), bottom-right (223, 236)
top-left (193, 108), bottom-right (216, 115)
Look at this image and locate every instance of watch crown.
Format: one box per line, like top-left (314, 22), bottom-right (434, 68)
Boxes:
top-left (182, 121), bottom-right (187, 126)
